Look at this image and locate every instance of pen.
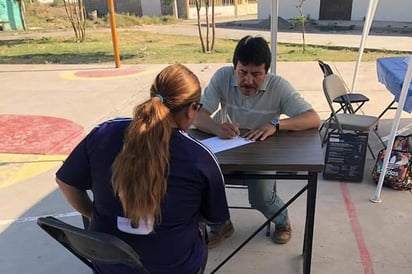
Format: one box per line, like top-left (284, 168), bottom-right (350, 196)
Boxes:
top-left (226, 114), bottom-right (233, 124)
top-left (225, 113), bottom-right (240, 138)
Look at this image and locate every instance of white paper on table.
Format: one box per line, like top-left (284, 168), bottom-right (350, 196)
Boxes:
top-left (199, 136), bottom-right (255, 153)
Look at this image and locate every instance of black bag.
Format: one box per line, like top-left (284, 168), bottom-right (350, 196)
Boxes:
top-left (371, 135), bottom-right (412, 190)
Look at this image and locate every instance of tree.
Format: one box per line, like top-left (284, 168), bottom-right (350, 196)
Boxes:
top-left (294, 0), bottom-right (307, 52)
top-left (18, 0), bottom-right (27, 31)
top-left (194, 0), bottom-right (215, 53)
top-left (63, 0), bottom-right (86, 42)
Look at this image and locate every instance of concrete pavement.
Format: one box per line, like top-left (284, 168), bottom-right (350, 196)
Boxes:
top-left (1, 16), bottom-right (411, 52)
top-left (135, 19), bottom-right (412, 52)
top-left (1, 19), bottom-right (412, 274)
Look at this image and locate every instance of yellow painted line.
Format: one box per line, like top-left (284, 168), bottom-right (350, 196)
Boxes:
top-left (60, 69), bottom-right (156, 80)
top-left (0, 154), bottom-right (66, 190)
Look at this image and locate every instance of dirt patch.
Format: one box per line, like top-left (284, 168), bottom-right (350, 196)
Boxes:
top-left (215, 16), bottom-right (412, 35)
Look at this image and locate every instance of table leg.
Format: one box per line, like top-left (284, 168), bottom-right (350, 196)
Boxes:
top-left (303, 172), bottom-right (318, 274)
top-left (375, 99), bottom-right (396, 130)
top-left (210, 178), bottom-right (308, 274)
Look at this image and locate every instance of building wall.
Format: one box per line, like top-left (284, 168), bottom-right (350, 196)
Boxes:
top-left (116, 0), bottom-right (141, 15)
top-left (141, 0), bottom-right (162, 16)
top-left (237, 1), bottom-right (257, 16)
top-left (187, 2), bottom-right (257, 19)
top-left (258, 0), bottom-right (320, 21)
top-left (161, 0), bottom-right (175, 16)
top-left (188, 6), bottom-right (235, 19)
top-left (352, 0), bottom-right (411, 21)
top-left (258, 0), bottom-right (411, 22)
top-left (0, 0), bottom-right (23, 30)
top-left (84, 0), bottom-right (142, 17)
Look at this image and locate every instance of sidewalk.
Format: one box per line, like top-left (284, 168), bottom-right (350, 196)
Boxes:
top-left (134, 16), bottom-right (412, 52)
top-left (1, 16), bottom-right (411, 52)
top-left (1, 20), bottom-right (412, 274)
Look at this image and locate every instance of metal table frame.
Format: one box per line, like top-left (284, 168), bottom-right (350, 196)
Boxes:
top-left (190, 129), bottom-right (324, 274)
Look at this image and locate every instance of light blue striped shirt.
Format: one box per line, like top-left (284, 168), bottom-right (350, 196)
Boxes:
top-left (201, 66), bottom-right (313, 129)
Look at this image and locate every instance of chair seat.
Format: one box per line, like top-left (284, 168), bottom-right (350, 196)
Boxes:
top-left (331, 113), bottom-right (378, 131)
top-left (333, 93), bottom-right (369, 104)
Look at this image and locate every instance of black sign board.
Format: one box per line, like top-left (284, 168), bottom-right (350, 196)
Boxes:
top-left (323, 132), bottom-right (369, 182)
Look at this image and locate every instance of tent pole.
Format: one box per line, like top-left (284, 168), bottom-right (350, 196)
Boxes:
top-left (270, 0), bottom-right (278, 75)
top-left (370, 56), bottom-right (412, 203)
top-left (351, 0), bottom-right (379, 93)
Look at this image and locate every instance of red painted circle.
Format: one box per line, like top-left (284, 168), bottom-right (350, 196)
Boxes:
top-left (74, 67), bottom-right (144, 78)
top-left (0, 115), bottom-right (84, 155)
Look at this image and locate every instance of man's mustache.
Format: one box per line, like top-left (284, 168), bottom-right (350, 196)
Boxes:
top-left (241, 84), bottom-right (256, 89)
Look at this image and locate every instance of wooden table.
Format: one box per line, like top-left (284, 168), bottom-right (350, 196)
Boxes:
top-left (189, 129), bottom-right (324, 274)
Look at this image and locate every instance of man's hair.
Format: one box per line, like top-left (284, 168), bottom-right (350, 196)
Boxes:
top-left (232, 35), bottom-right (272, 72)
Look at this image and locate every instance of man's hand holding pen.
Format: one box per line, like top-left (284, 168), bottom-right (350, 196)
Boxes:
top-left (218, 114), bottom-right (240, 139)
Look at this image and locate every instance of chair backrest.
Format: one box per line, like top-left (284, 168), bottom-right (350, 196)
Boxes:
top-left (318, 60), bottom-right (334, 77)
top-left (323, 74), bottom-right (350, 105)
top-left (322, 74), bottom-right (351, 132)
top-left (37, 216), bottom-right (150, 274)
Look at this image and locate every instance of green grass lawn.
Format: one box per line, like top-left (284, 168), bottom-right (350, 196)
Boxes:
top-left (1, 3), bottom-right (409, 65)
top-left (0, 29), bottom-right (409, 64)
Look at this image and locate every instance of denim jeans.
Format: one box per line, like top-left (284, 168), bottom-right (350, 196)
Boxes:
top-left (209, 171), bottom-right (288, 232)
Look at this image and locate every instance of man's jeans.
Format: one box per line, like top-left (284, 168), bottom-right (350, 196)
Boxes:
top-left (209, 171), bottom-right (288, 232)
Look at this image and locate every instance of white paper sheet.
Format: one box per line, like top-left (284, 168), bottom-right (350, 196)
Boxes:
top-left (199, 136), bottom-right (255, 153)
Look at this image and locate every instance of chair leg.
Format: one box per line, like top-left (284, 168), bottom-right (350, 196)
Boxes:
top-left (375, 99), bottom-right (397, 130)
top-left (367, 142), bottom-right (376, 160)
top-left (82, 216), bottom-right (90, 230)
top-left (373, 128), bottom-right (386, 148)
top-left (266, 222), bottom-right (271, 236)
top-left (352, 102), bottom-right (366, 113)
top-left (320, 118), bottom-right (332, 146)
top-left (318, 118), bottom-right (328, 133)
top-left (321, 126), bottom-right (331, 147)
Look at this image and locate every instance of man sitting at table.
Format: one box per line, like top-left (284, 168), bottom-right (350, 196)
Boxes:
top-left (193, 35), bottom-right (320, 247)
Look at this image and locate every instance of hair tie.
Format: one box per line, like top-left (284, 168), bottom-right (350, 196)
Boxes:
top-left (155, 94), bottom-right (164, 102)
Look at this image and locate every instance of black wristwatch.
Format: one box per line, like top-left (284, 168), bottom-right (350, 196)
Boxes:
top-left (269, 118), bottom-right (280, 132)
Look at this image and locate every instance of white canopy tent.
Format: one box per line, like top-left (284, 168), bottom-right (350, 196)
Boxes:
top-left (270, 0), bottom-right (279, 74)
top-left (371, 58), bottom-right (412, 202)
top-left (268, 0), bottom-right (412, 202)
top-left (348, 0), bottom-right (412, 202)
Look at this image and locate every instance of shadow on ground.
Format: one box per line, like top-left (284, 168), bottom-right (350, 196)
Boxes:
top-left (215, 17), bottom-right (412, 36)
top-left (0, 51), bottom-right (137, 64)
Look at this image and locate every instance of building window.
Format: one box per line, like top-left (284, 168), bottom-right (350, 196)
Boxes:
top-left (188, 0), bottom-right (234, 8)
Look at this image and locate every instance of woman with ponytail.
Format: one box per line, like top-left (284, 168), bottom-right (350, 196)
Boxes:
top-left (56, 64), bottom-right (230, 274)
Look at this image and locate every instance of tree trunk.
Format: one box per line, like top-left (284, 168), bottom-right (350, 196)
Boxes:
top-left (211, 0), bottom-right (215, 51)
top-left (195, 0), bottom-right (206, 53)
top-left (63, 0), bottom-right (86, 42)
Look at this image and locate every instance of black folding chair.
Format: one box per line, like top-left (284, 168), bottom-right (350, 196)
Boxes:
top-left (37, 216), bottom-right (150, 274)
top-left (318, 60), bottom-right (370, 114)
top-left (318, 60), bottom-right (372, 134)
top-left (320, 74), bottom-right (385, 158)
